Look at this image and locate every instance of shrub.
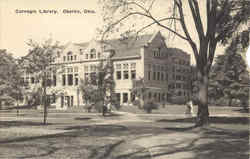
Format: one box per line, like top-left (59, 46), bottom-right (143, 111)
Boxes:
top-left (143, 100), bottom-right (159, 113)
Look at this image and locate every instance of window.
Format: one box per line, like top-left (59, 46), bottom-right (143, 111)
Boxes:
top-left (74, 66), bottom-right (78, 72)
top-left (123, 93), bottom-right (128, 103)
top-left (98, 52), bottom-right (101, 58)
top-left (75, 74), bottom-right (78, 86)
top-left (62, 75), bottom-right (66, 86)
top-left (178, 91), bottom-right (182, 96)
top-left (153, 72), bottom-right (156, 80)
top-left (130, 63), bottom-right (136, 69)
top-left (148, 92), bottom-right (152, 99)
top-left (84, 66), bottom-right (89, 72)
top-left (123, 63), bottom-right (129, 69)
top-left (176, 75), bottom-right (181, 80)
top-left (123, 71), bottom-right (129, 79)
top-left (70, 55), bottom-right (73, 61)
top-left (116, 64), bottom-right (121, 70)
top-left (131, 70), bottom-right (136, 79)
top-left (161, 72), bottom-right (164, 81)
top-left (74, 55), bottom-right (77, 60)
top-left (53, 75), bottom-right (56, 86)
top-left (68, 74), bottom-right (73, 86)
top-left (79, 49), bottom-right (83, 55)
top-left (63, 56), bottom-right (66, 61)
top-left (85, 54), bottom-right (89, 59)
top-left (157, 72), bottom-right (160, 80)
top-left (116, 71), bottom-right (121, 80)
top-left (90, 49), bottom-right (96, 59)
top-left (154, 93), bottom-right (157, 100)
top-left (67, 67), bottom-right (73, 73)
top-left (148, 71), bottom-right (151, 80)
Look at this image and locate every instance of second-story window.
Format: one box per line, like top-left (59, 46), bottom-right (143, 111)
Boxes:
top-left (131, 63), bottom-right (136, 79)
top-left (148, 71), bottom-right (151, 80)
top-left (62, 74), bottom-right (66, 86)
top-left (68, 74), bottom-right (73, 86)
top-left (123, 70), bottom-right (129, 79)
top-left (131, 70), bottom-right (136, 79)
top-left (75, 74), bottom-right (78, 86)
top-left (116, 71), bottom-right (121, 80)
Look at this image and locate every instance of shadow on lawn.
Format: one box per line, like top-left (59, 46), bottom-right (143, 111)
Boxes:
top-left (157, 116), bottom-right (249, 124)
top-left (146, 126), bottom-right (249, 159)
top-left (1, 119), bottom-right (248, 159)
top-left (74, 117), bottom-right (92, 121)
top-left (0, 120), bottom-right (58, 128)
top-left (0, 124), bottom-right (152, 159)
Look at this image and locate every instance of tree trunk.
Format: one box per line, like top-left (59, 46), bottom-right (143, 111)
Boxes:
top-left (16, 100), bottom-right (19, 117)
top-left (43, 71), bottom-right (48, 125)
top-left (196, 71), bottom-right (209, 127)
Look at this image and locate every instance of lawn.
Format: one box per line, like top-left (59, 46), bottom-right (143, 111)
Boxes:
top-left (0, 106), bottom-right (249, 159)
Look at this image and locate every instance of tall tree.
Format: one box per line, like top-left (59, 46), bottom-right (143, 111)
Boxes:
top-left (209, 35), bottom-right (249, 107)
top-left (20, 39), bottom-right (64, 125)
top-left (0, 50), bottom-right (24, 110)
top-left (99, 0), bottom-right (250, 126)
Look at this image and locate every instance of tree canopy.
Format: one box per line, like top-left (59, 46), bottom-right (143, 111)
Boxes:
top-left (209, 36), bottom-right (249, 106)
top-left (0, 49), bottom-right (24, 108)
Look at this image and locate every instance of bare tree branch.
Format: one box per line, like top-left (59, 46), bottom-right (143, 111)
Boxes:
top-left (174, 0), bottom-right (199, 62)
top-left (188, 0), bottom-right (204, 41)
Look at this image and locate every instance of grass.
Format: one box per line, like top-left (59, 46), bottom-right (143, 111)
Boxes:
top-left (0, 106), bottom-right (249, 159)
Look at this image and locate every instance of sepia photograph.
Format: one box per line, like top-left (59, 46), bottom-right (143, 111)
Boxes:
top-left (0, 0), bottom-right (249, 158)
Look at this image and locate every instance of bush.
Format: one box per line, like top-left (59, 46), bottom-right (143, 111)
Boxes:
top-left (143, 100), bottom-right (159, 113)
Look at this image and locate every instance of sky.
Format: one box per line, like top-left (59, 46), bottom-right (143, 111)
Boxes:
top-left (0, 0), bottom-right (101, 57)
top-left (0, 0), bottom-right (233, 65)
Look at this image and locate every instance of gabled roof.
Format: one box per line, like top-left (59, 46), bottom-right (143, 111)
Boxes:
top-left (73, 33), bottom-right (154, 58)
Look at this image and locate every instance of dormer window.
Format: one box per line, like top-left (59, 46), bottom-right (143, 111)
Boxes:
top-left (90, 49), bottom-right (96, 59)
top-left (79, 49), bottom-right (83, 55)
top-left (57, 51), bottom-right (60, 57)
top-left (67, 51), bottom-right (73, 61)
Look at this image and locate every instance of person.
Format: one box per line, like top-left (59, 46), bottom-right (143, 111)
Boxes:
top-left (102, 104), bottom-right (107, 116)
top-left (106, 96), bottom-right (112, 113)
top-left (103, 96), bottom-right (111, 116)
top-left (186, 100), bottom-right (193, 115)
